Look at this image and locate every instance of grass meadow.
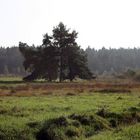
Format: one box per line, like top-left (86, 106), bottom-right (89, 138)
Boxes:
top-left (0, 77), bottom-right (140, 140)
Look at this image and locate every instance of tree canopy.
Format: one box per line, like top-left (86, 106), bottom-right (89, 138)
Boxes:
top-left (19, 22), bottom-right (92, 82)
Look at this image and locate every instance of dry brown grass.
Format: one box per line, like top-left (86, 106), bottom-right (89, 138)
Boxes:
top-left (0, 79), bottom-right (140, 96)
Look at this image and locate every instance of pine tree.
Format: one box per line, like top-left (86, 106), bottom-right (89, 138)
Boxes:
top-left (19, 22), bottom-right (92, 82)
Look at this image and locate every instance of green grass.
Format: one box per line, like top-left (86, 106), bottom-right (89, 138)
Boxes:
top-left (0, 92), bottom-right (140, 140)
top-left (0, 76), bottom-right (22, 81)
top-left (89, 123), bottom-right (140, 140)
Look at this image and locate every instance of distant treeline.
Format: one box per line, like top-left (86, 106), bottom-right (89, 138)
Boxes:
top-left (0, 47), bottom-right (25, 75)
top-left (0, 46), bottom-right (140, 75)
top-left (86, 47), bottom-right (140, 74)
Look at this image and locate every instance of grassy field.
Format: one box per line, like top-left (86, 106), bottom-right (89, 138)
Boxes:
top-left (0, 77), bottom-right (140, 140)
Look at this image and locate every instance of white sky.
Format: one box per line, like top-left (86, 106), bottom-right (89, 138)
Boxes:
top-left (0, 0), bottom-right (140, 49)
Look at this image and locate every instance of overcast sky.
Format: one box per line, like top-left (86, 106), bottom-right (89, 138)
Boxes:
top-left (0, 0), bottom-right (140, 49)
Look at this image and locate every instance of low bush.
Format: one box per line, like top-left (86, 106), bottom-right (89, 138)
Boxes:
top-left (96, 108), bottom-right (140, 127)
top-left (36, 113), bottom-right (110, 140)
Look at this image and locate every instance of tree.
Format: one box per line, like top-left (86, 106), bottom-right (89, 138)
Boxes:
top-left (52, 22), bottom-right (92, 81)
top-left (19, 22), bottom-right (92, 82)
top-left (62, 45), bottom-right (92, 81)
top-left (19, 42), bottom-right (43, 81)
top-left (42, 33), bottom-right (59, 81)
top-left (19, 38), bottom-right (59, 82)
top-left (52, 22), bottom-right (72, 82)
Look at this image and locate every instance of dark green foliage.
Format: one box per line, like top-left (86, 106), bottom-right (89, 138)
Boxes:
top-left (42, 34), bottom-right (59, 81)
top-left (19, 42), bottom-right (45, 81)
top-left (19, 41), bottom-right (58, 81)
top-left (52, 23), bottom-right (92, 81)
top-left (19, 22), bottom-right (92, 82)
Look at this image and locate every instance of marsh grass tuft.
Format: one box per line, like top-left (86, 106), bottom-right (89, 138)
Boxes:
top-left (36, 113), bottom-right (111, 140)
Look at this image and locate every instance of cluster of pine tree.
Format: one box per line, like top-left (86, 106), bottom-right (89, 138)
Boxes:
top-left (19, 23), bottom-right (92, 82)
